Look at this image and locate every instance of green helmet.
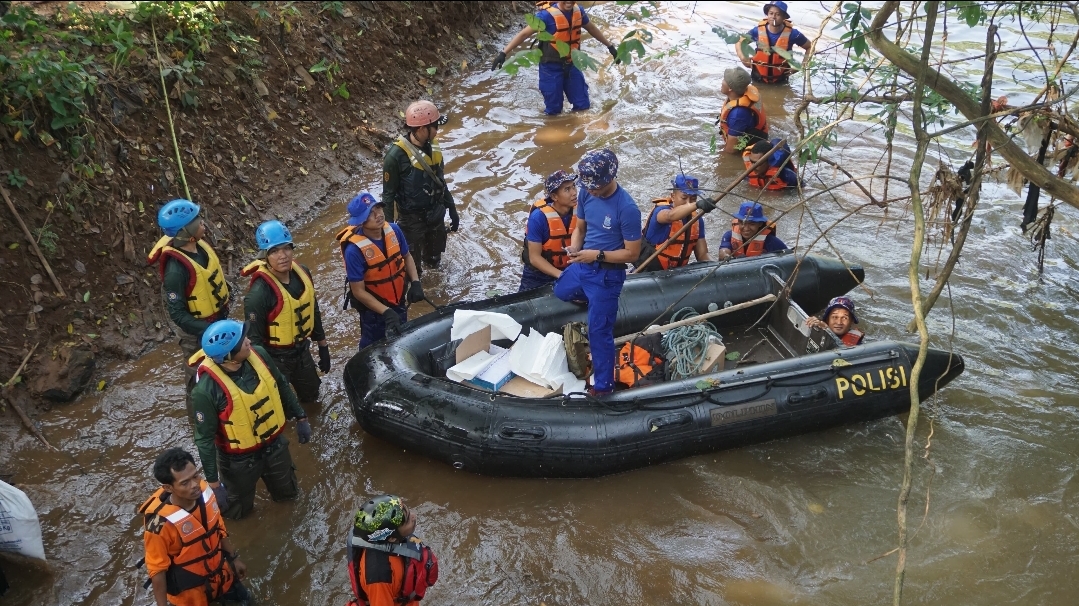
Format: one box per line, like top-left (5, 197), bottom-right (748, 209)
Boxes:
top-left (354, 495), bottom-right (406, 542)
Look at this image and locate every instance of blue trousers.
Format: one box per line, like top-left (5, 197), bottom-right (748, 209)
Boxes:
top-left (359, 305), bottom-right (407, 349)
top-left (518, 267), bottom-right (556, 293)
top-left (539, 62), bottom-right (590, 115)
top-left (553, 263), bottom-right (625, 392)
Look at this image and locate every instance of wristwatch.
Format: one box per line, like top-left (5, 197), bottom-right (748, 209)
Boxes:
top-left (597, 250), bottom-right (606, 262)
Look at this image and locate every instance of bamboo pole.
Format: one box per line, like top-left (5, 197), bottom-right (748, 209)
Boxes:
top-left (0, 186), bottom-right (67, 298)
top-left (614, 294), bottom-right (775, 345)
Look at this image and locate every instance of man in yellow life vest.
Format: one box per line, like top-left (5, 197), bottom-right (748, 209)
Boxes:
top-left (189, 319), bottom-right (312, 520)
top-left (147, 199), bottom-right (231, 422)
top-left (735, 1), bottom-right (811, 85)
top-left (637, 174), bottom-right (716, 272)
top-left (717, 67), bottom-right (770, 154)
top-left (336, 192), bottom-right (424, 349)
top-left (519, 169), bottom-right (578, 292)
top-left (242, 220), bottom-right (330, 413)
top-left (139, 447), bottom-right (251, 606)
top-left (492, 0), bottom-right (621, 115)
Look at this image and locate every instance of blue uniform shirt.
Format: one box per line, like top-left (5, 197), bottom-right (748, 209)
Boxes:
top-left (745, 26), bottom-right (809, 49)
top-left (536, 5), bottom-right (590, 35)
top-left (719, 230), bottom-right (787, 252)
top-left (343, 223), bottom-right (410, 282)
top-left (644, 209), bottom-right (706, 247)
top-left (576, 185), bottom-right (642, 252)
top-left (726, 107), bottom-right (758, 138)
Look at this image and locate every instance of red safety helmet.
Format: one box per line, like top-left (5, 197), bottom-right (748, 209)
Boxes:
top-left (404, 100), bottom-right (449, 128)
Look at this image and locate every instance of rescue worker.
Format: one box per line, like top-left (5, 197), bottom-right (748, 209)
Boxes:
top-left (382, 100), bottom-right (459, 274)
top-left (189, 319), bottom-right (312, 520)
top-left (736, 1), bottom-right (812, 85)
top-left (743, 138), bottom-right (799, 190)
top-left (639, 174), bottom-right (715, 272)
top-left (717, 67), bottom-right (769, 154)
top-left (519, 169), bottom-right (578, 292)
top-left (807, 296), bottom-right (865, 346)
top-left (346, 495), bottom-right (440, 606)
top-left (337, 192), bottom-right (424, 349)
top-left (139, 447), bottom-right (250, 606)
top-left (147, 199), bottom-right (231, 422)
top-left (242, 220), bottom-right (330, 413)
top-left (492, 0), bottom-right (621, 115)
top-left (717, 201), bottom-right (788, 260)
top-left (554, 149), bottom-right (642, 395)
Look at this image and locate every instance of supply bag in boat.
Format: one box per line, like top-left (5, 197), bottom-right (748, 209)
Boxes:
top-left (0, 480), bottom-right (46, 561)
top-left (615, 333), bottom-right (666, 389)
top-left (562, 321), bottom-right (591, 380)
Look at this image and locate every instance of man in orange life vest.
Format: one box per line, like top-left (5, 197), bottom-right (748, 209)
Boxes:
top-left (337, 192), bottom-right (424, 349)
top-left (519, 169), bottom-right (579, 292)
top-left (139, 447), bottom-right (250, 606)
top-left (717, 67), bottom-right (770, 154)
top-left (736, 1), bottom-right (811, 85)
top-left (743, 138), bottom-right (799, 190)
top-left (807, 296), bottom-right (866, 346)
top-left (492, 1), bottom-right (621, 115)
top-left (346, 495), bottom-right (439, 606)
top-left (717, 200), bottom-right (787, 260)
top-left (638, 174), bottom-right (715, 272)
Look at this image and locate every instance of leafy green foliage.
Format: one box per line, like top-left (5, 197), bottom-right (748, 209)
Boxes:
top-left (501, 49), bottom-right (542, 76)
top-left (571, 49), bottom-right (601, 72)
top-left (836, 2), bottom-right (872, 57)
top-left (319, 1), bottom-right (346, 19)
top-left (6, 169), bottom-right (28, 189)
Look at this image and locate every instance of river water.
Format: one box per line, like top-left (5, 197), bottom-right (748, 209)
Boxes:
top-left (3, 2), bottom-right (1078, 604)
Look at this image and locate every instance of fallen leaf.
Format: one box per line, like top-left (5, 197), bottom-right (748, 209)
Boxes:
top-left (808, 502), bottom-right (825, 514)
top-left (67, 323), bottom-right (74, 334)
top-left (725, 351), bottom-right (740, 361)
top-left (331, 142), bottom-right (338, 150)
top-left (267, 110), bottom-right (278, 120)
top-left (298, 167), bottom-right (309, 176)
top-left (831, 358), bottom-right (852, 367)
top-left (330, 411), bottom-right (338, 420)
top-left (83, 291), bottom-right (90, 302)
top-left (8, 242), bottom-right (18, 249)
top-left (13, 130), bottom-right (22, 142)
top-left (97, 380), bottom-right (107, 391)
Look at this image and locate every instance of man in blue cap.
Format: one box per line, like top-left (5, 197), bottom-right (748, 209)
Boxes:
top-left (638, 174), bottom-right (716, 272)
top-left (807, 296), bottom-right (865, 346)
top-left (554, 149), bottom-right (642, 395)
top-left (335, 192), bottom-right (424, 348)
top-left (717, 201), bottom-right (788, 260)
top-left (735, 1), bottom-right (812, 85)
top-left (519, 169), bottom-right (579, 292)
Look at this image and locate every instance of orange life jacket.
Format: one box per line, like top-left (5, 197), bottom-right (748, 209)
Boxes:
top-left (138, 481), bottom-right (233, 602)
top-left (646, 197), bottom-right (700, 270)
top-left (522, 198), bottom-right (577, 270)
top-left (752, 19), bottom-right (795, 83)
top-left (729, 219), bottom-right (777, 258)
top-left (615, 339), bottom-right (664, 389)
top-left (336, 225), bottom-right (407, 309)
top-left (540, 3), bottom-right (583, 63)
top-left (840, 328), bottom-right (865, 347)
top-left (743, 149), bottom-right (796, 190)
top-left (718, 85), bottom-right (769, 141)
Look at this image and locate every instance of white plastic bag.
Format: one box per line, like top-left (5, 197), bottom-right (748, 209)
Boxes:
top-left (0, 480), bottom-right (46, 561)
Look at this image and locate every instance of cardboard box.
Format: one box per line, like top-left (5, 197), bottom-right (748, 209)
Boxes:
top-left (456, 325), bottom-right (492, 363)
top-left (699, 342), bottom-right (727, 374)
top-left (465, 347), bottom-right (514, 391)
top-left (499, 376), bottom-right (561, 398)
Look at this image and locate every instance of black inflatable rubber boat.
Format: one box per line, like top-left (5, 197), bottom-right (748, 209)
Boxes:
top-left (343, 251), bottom-right (964, 477)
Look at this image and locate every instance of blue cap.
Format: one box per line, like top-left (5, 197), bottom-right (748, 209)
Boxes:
top-left (735, 200), bottom-right (769, 223)
top-left (672, 174), bottom-right (701, 196)
top-left (824, 296), bottom-right (858, 324)
top-left (577, 149), bottom-right (619, 191)
top-left (545, 169), bottom-right (577, 196)
top-left (347, 192), bottom-right (383, 226)
top-left (764, 1), bottom-right (790, 19)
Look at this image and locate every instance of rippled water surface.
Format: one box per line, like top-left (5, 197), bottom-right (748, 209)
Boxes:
top-left (3, 2), bottom-right (1079, 604)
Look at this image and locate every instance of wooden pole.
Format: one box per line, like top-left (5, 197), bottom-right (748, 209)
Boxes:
top-left (0, 185), bottom-right (67, 298)
top-left (630, 139), bottom-right (786, 274)
top-left (614, 294), bottom-right (776, 345)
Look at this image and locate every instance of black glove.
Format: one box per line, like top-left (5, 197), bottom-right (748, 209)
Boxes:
top-left (696, 197), bottom-right (717, 213)
top-left (608, 44), bottom-right (620, 63)
top-left (492, 51), bottom-right (507, 71)
top-left (296, 417), bottom-right (312, 444)
top-left (446, 203), bottom-right (460, 232)
top-left (382, 308), bottom-right (403, 335)
top-left (407, 280), bottom-right (425, 304)
top-left (211, 483), bottom-right (228, 510)
top-left (317, 344), bottom-right (330, 373)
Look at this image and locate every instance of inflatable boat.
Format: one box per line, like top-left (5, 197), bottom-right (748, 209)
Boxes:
top-left (343, 252), bottom-right (964, 477)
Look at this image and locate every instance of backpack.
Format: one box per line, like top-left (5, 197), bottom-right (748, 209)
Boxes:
top-left (348, 534), bottom-right (439, 605)
top-left (615, 333), bottom-right (666, 389)
top-left (563, 321), bottom-right (592, 380)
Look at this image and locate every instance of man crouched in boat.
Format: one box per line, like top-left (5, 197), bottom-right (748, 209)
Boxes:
top-left (806, 296), bottom-right (865, 346)
top-left (337, 192), bottom-right (424, 348)
top-left (743, 138), bottom-right (799, 190)
top-left (346, 495), bottom-right (439, 606)
top-left (637, 173), bottom-right (715, 272)
top-left (519, 169), bottom-right (579, 292)
top-left (717, 201), bottom-right (788, 260)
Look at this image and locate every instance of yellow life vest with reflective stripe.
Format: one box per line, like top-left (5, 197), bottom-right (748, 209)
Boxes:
top-left (241, 260), bottom-right (316, 348)
top-left (189, 349), bottom-right (287, 454)
top-left (394, 136), bottom-right (443, 170)
top-left (148, 236), bottom-right (231, 319)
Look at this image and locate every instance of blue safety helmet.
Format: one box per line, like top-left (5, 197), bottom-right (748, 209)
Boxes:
top-left (672, 174), bottom-right (701, 196)
top-left (255, 220), bottom-right (293, 252)
top-left (734, 200), bottom-right (769, 223)
top-left (158, 199), bottom-right (201, 237)
top-left (202, 319), bottom-right (246, 363)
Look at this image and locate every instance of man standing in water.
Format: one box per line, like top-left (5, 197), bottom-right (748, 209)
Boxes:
top-left (346, 495), bottom-right (439, 606)
top-left (554, 149), bottom-right (642, 395)
top-left (519, 169), bottom-right (578, 292)
top-left (717, 201), bottom-right (787, 260)
top-left (717, 67), bottom-right (770, 154)
top-left (736, 1), bottom-right (812, 85)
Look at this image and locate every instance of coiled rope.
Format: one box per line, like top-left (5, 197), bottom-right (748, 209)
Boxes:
top-left (661, 307), bottom-right (723, 380)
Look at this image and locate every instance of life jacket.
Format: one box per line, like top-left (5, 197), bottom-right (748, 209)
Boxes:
top-left (521, 198), bottom-right (577, 270)
top-left (718, 85), bottom-right (769, 143)
top-left (347, 533), bottom-right (439, 606)
top-left (241, 260), bottom-right (316, 348)
top-left (138, 482), bottom-right (233, 602)
top-left (752, 19), bottom-right (795, 83)
top-left (336, 224), bottom-right (407, 310)
top-left (392, 137), bottom-right (445, 214)
top-left (840, 328), bottom-right (865, 347)
top-left (743, 147), bottom-right (797, 190)
top-left (615, 334), bottom-right (665, 389)
top-left (644, 197), bottom-right (700, 270)
top-left (188, 348), bottom-right (287, 454)
top-left (538, 2), bottom-right (583, 64)
top-left (147, 237), bottom-right (230, 320)
top-left (729, 219), bottom-right (778, 258)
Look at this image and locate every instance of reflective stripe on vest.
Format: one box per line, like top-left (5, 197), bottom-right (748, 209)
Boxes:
top-left (335, 224), bottom-right (407, 309)
top-left (523, 198), bottom-right (577, 270)
top-left (393, 137), bottom-right (443, 170)
top-left (729, 223), bottom-right (775, 258)
top-left (647, 198), bottom-right (700, 270)
top-left (148, 236), bottom-right (230, 319)
top-left (752, 20), bottom-right (794, 83)
top-left (841, 328), bottom-right (865, 347)
top-left (392, 137), bottom-right (445, 214)
top-left (743, 151), bottom-right (794, 190)
top-left (719, 85), bottom-right (769, 140)
top-left (241, 260), bottom-right (316, 347)
top-left (541, 4), bottom-right (583, 63)
top-left (191, 349), bottom-right (287, 454)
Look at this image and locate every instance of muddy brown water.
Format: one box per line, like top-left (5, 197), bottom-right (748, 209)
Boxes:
top-left (3, 2), bottom-right (1079, 604)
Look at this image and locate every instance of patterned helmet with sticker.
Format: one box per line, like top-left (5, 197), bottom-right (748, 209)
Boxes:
top-left (354, 494), bottom-right (407, 542)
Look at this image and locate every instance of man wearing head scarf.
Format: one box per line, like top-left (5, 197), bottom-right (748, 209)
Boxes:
top-left (807, 296), bottom-right (865, 347)
top-left (519, 169), bottom-right (579, 292)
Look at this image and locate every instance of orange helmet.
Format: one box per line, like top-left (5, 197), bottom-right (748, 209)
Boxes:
top-left (404, 100), bottom-right (448, 127)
